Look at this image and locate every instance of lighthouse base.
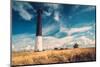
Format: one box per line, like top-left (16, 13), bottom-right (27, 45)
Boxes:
top-left (35, 36), bottom-right (43, 51)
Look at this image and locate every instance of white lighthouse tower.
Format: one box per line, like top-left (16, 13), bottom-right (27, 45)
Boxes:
top-left (35, 9), bottom-right (43, 51)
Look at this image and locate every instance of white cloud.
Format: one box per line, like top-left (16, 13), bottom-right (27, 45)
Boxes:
top-left (12, 34), bottom-right (35, 51)
top-left (44, 3), bottom-right (61, 21)
top-left (75, 36), bottom-right (95, 47)
top-left (12, 33), bottom-right (74, 51)
top-left (60, 26), bottom-right (92, 35)
top-left (44, 11), bottom-right (52, 16)
top-left (78, 36), bottom-right (95, 44)
top-left (12, 33), bottom-right (95, 51)
top-left (13, 2), bottom-right (33, 12)
top-left (24, 45), bottom-right (34, 51)
top-left (13, 2), bottom-right (34, 20)
top-left (42, 24), bottom-right (59, 35)
top-left (54, 11), bottom-right (60, 21)
top-left (19, 9), bottom-right (33, 20)
top-left (43, 35), bottom-right (95, 49)
top-left (43, 36), bottom-right (74, 49)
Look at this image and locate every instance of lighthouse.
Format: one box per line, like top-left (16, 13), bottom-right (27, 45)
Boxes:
top-left (35, 9), bottom-right (43, 51)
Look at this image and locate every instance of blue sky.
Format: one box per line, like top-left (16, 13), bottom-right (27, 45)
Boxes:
top-left (12, 1), bottom-right (96, 51)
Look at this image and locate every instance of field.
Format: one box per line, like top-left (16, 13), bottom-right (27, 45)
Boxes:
top-left (12, 48), bottom-right (96, 66)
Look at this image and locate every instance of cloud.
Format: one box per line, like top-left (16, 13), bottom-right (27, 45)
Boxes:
top-left (19, 9), bottom-right (33, 20)
top-left (13, 2), bottom-right (34, 20)
top-left (78, 36), bottom-right (95, 45)
top-left (75, 36), bottom-right (95, 47)
top-left (12, 33), bottom-right (73, 51)
top-left (44, 11), bottom-right (52, 16)
top-left (54, 11), bottom-right (60, 21)
top-left (43, 3), bottom-right (62, 22)
top-left (43, 25), bottom-right (55, 35)
top-left (43, 35), bottom-right (95, 50)
top-left (60, 26), bottom-right (92, 35)
top-left (12, 34), bottom-right (35, 51)
top-left (42, 23), bottom-right (59, 36)
top-left (43, 36), bottom-right (74, 49)
top-left (12, 33), bottom-right (95, 51)
top-left (24, 45), bottom-right (34, 51)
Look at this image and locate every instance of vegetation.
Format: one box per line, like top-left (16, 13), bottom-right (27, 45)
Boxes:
top-left (12, 48), bottom-right (96, 66)
top-left (73, 43), bottom-right (79, 48)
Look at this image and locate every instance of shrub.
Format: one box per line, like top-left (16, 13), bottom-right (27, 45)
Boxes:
top-left (73, 43), bottom-right (79, 48)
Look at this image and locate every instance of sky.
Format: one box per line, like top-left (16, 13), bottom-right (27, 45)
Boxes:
top-left (12, 1), bottom-right (96, 51)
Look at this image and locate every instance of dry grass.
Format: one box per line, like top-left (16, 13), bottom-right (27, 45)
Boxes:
top-left (12, 48), bottom-right (96, 66)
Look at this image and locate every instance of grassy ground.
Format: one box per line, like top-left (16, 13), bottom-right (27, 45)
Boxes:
top-left (12, 48), bottom-right (96, 66)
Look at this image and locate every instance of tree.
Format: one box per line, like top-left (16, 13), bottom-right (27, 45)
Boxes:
top-left (73, 43), bottom-right (79, 48)
top-left (54, 48), bottom-right (58, 50)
